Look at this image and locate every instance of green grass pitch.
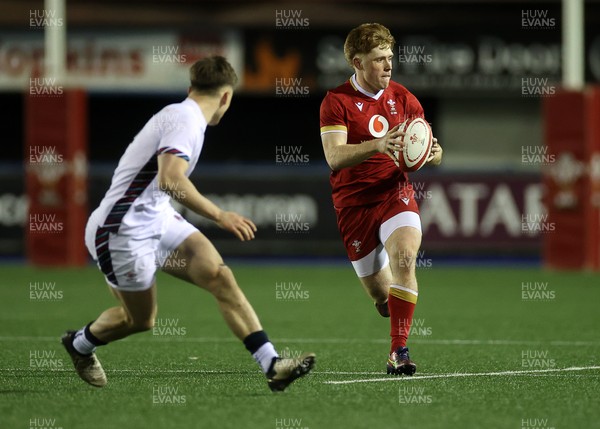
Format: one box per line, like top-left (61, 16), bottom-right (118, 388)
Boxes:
top-left (1, 264), bottom-right (599, 429)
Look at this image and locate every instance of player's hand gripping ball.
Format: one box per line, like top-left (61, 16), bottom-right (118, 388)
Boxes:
top-left (394, 117), bottom-right (433, 172)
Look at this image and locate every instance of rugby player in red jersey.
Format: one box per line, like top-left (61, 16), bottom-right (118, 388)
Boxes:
top-left (320, 23), bottom-right (442, 375)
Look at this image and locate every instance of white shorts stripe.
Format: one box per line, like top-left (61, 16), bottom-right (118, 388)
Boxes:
top-left (350, 244), bottom-right (389, 278)
top-left (379, 211), bottom-right (421, 245)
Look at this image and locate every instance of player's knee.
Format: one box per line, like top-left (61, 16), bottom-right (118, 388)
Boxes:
top-left (205, 264), bottom-right (238, 296)
top-left (204, 262), bottom-right (230, 283)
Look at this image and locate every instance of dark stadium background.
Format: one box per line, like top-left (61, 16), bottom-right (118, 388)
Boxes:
top-left (1, 0), bottom-right (599, 261)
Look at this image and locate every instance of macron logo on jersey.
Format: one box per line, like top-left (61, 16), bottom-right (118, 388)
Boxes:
top-left (355, 102), bottom-right (364, 111)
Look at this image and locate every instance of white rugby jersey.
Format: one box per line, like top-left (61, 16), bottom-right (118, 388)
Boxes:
top-left (91, 97), bottom-right (206, 237)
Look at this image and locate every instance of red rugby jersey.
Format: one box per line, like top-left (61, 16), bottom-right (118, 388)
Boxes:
top-left (320, 75), bottom-right (425, 208)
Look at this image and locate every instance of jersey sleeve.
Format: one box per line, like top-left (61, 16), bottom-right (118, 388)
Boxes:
top-left (406, 92), bottom-right (425, 121)
top-left (320, 92), bottom-right (348, 136)
top-left (155, 106), bottom-right (195, 162)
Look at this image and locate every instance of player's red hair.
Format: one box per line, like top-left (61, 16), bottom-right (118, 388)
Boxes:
top-left (344, 23), bottom-right (395, 68)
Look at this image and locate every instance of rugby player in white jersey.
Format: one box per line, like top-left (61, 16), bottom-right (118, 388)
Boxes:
top-left (61, 56), bottom-right (315, 392)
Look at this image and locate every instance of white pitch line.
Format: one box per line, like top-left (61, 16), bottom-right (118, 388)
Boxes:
top-left (0, 336), bottom-right (599, 347)
top-left (2, 367), bottom-right (599, 381)
top-left (323, 366), bottom-right (600, 385)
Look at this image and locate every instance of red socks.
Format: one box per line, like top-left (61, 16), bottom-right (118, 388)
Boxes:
top-left (388, 285), bottom-right (418, 352)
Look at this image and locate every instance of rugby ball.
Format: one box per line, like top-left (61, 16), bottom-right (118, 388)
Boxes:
top-left (394, 118), bottom-right (433, 172)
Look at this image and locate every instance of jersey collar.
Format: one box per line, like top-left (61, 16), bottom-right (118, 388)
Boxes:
top-left (350, 74), bottom-right (384, 100)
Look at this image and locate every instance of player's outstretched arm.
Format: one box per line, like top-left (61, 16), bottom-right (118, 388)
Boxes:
top-left (157, 153), bottom-right (256, 241)
top-left (322, 124), bottom-right (405, 171)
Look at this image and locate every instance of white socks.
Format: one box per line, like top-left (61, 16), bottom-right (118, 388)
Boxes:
top-left (252, 342), bottom-right (279, 373)
top-left (72, 328), bottom-right (97, 355)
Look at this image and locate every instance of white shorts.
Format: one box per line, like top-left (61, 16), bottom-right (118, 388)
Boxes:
top-left (351, 211), bottom-right (422, 278)
top-left (85, 206), bottom-right (198, 291)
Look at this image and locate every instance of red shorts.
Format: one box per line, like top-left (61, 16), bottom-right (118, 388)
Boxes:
top-left (334, 185), bottom-right (421, 277)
